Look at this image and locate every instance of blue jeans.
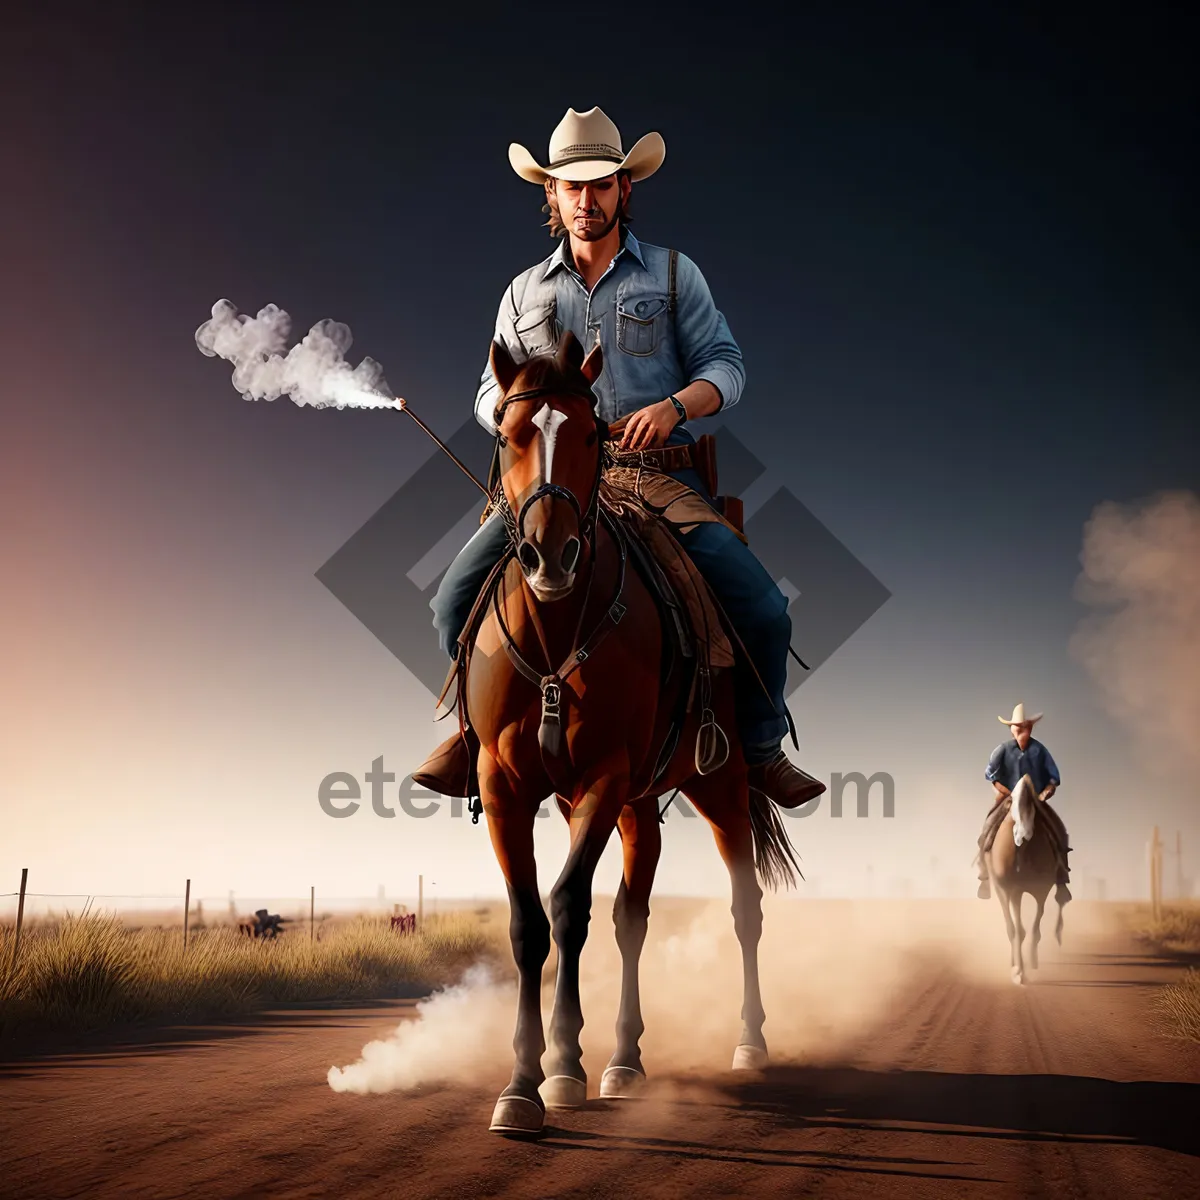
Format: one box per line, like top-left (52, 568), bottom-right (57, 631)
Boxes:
top-left (430, 468), bottom-right (791, 763)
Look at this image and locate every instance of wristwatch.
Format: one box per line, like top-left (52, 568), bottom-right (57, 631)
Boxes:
top-left (666, 394), bottom-right (687, 425)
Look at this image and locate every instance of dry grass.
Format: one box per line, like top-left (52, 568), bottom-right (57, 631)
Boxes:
top-left (1122, 901), bottom-right (1200, 1042)
top-left (0, 910), bottom-right (509, 1037)
top-left (1129, 900), bottom-right (1200, 955)
top-left (1155, 968), bottom-right (1200, 1043)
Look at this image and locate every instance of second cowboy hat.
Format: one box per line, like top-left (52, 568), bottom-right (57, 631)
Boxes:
top-left (998, 702), bottom-right (1043, 726)
top-left (508, 106), bottom-right (666, 184)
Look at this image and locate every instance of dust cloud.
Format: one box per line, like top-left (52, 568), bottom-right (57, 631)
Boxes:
top-left (326, 896), bottom-right (1107, 1095)
top-left (1069, 490), bottom-right (1200, 779)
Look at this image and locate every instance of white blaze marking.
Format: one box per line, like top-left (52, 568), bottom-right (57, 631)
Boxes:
top-left (531, 403), bottom-right (568, 483)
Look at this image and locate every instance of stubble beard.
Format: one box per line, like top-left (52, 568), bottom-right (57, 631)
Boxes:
top-left (571, 203), bottom-right (621, 242)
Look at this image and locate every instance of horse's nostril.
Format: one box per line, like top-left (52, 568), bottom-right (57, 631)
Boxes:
top-left (518, 541), bottom-right (541, 573)
top-left (561, 537), bottom-right (580, 572)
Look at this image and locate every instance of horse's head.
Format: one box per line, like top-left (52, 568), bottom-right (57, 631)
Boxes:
top-left (491, 331), bottom-right (606, 602)
top-left (1011, 774), bottom-right (1038, 847)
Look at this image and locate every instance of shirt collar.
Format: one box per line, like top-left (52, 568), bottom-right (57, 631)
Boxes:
top-left (543, 227), bottom-right (646, 279)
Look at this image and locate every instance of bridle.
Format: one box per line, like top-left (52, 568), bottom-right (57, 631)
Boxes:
top-left (492, 383), bottom-right (609, 546)
top-left (483, 380), bottom-right (628, 774)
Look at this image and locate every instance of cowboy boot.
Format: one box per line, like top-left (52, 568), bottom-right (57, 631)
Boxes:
top-left (746, 751), bottom-right (826, 809)
top-left (1056, 850), bottom-right (1072, 905)
top-left (412, 728), bottom-right (479, 799)
top-left (976, 842), bottom-right (991, 899)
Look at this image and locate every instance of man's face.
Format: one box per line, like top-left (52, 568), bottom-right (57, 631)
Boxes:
top-left (548, 173), bottom-right (629, 241)
top-left (1011, 722), bottom-right (1033, 750)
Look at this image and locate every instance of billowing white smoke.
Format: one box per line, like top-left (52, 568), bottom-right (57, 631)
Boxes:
top-left (195, 299), bottom-right (397, 409)
top-left (1070, 490), bottom-right (1200, 778)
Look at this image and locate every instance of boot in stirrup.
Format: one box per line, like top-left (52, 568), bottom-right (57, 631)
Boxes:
top-left (412, 728), bottom-right (478, 799)
top-left (746, 750), bottom-right (826, 809)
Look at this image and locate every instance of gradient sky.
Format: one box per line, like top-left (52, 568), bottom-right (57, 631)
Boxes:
top-left (1, 4), bottom-right (1196, 911)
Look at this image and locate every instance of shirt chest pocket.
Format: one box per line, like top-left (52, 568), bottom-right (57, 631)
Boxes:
top-left (514, 301), bottom-right (558, 357)
top-left (616, 294), bottom-right (669, 357)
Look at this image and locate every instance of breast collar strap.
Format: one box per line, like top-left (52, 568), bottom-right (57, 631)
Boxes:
top-left (492, 507), bottom-right (630, 770)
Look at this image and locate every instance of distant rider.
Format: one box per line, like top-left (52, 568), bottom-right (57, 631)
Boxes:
top-left (977, 703), bottom-right (1072, 904)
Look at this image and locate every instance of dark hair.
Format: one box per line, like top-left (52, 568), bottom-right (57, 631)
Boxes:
top-left (541, 169), bottom-right (633, 238)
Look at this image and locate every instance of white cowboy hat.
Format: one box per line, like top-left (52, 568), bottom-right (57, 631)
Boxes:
top-left (508, 106), bottom-right (666, 184)
top-left (998, 702), bottom-right (1043, 726)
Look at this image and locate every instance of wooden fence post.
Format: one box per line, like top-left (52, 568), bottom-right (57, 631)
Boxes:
top-left (310, 886), bottom-right (315, 943)
top-left (183, 878), bottom-right (191, 950)
top-left (1150, 827), bottom-right (1162, 922)
top-left (418, 874), bottom-right (424, 930)
top-left (8, 868), bottom-right (28, 976)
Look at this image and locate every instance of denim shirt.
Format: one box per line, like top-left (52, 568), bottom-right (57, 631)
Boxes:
top-left (985, 738), bottom-right (1061, 795)
top-left (473, 230), bottom-right (745, 441)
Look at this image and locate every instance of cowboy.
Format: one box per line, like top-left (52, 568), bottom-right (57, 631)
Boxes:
top-left (412, 106), bottom-right (825, 810)
top-left (977, 703), bottom-right (1072, 903)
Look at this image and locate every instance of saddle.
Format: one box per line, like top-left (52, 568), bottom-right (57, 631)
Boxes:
top-left (978, 792), bottom-right (1072, 870)
top-left (440, 436), bottom-right (764, 799)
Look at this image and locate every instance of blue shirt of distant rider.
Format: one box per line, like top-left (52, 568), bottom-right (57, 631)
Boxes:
top-left (985, 738), bottom-right (1061, 797)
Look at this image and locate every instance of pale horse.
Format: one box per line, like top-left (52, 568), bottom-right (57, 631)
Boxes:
top-left (983, 773), bottom-right (1065, 984)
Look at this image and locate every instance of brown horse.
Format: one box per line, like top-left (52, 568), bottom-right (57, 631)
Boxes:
top-left (984, 774), bottom-right (1064, 984)
top-left (462, 330), bottom-right (799, 1135)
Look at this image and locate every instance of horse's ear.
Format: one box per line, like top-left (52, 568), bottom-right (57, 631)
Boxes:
top-left (556, 329), bottom-right (584, 371)
top-left (580, 342), bottom-right (603, 385)
top-left (490, 339), bottom-right (520, 396)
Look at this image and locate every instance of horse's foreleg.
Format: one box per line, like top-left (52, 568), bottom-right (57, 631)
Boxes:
top-left (602, 801), bottom-right (661, 1099)
top-left (1030, 892), bottom-right (1046, 970)
top-left (480, 763), bottom-right (550, 1135)
top-left (1010, 892), bottom-right (1027, 984)
top-left (543, 766), bottom-right (628, 1108)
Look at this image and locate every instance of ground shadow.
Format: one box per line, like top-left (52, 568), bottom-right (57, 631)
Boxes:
top-left (719, 1066), bottom-right (1200, 1158)
top-left (0, 996), bottom-right (421, 1074)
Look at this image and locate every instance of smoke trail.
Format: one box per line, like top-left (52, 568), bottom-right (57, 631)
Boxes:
top-left (1069, 490), bottom-right (1200, 777)
top-left (195, 299), bottom-right (396, 409)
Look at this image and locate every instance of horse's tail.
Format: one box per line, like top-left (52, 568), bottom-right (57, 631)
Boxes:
top-left (749, 789), bottom-right (803, 891)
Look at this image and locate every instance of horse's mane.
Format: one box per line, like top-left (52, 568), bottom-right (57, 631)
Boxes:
top-left (1011, 774), bottom-right (1037, 847)
top-left (508, 347), bottom-right (592, 403)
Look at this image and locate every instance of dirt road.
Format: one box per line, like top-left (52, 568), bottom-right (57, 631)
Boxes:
top-left (2, 901), bottom-right (1198, 1198)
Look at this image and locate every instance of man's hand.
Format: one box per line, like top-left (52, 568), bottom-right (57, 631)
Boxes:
top-left (618, 399), bottom-right (681, 451)
top-left (1039, 783), bottom-right (1057, 802)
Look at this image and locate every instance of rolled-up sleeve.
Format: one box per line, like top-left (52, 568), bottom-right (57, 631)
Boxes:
top-left (1042, 747), bottom-right (1061, 785)
top-left (474, 282), bottom-right (524, 434)
top-left (985, 743), bottom-right (1007, 784)
top-left (673, 252), bottom-right (745, 411)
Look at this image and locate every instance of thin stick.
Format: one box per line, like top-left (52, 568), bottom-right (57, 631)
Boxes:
top-left (310, 886), bottom-right (314, 943)
top-left (183, 878), bottom-right (191, 951)
top-left (396, 403), bottom-right (490, 497)
top-left (9, 868), bottom-right (28, 977)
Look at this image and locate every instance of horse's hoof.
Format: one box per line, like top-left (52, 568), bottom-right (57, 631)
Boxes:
top-left (1011, 968), bottom-right (1025, 986)
top-left (732, 1044), bottom-right (769, 1071)
top-left (540, 1074), bottom-right (587, 1108)
top-left (600, 1065), bottom-right (646, 1099)
top-left (489, 1094), bottom-right (544, 1135)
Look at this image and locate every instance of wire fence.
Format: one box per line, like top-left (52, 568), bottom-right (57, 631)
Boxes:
top-left (0, 874), bottom-right (465, 928)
